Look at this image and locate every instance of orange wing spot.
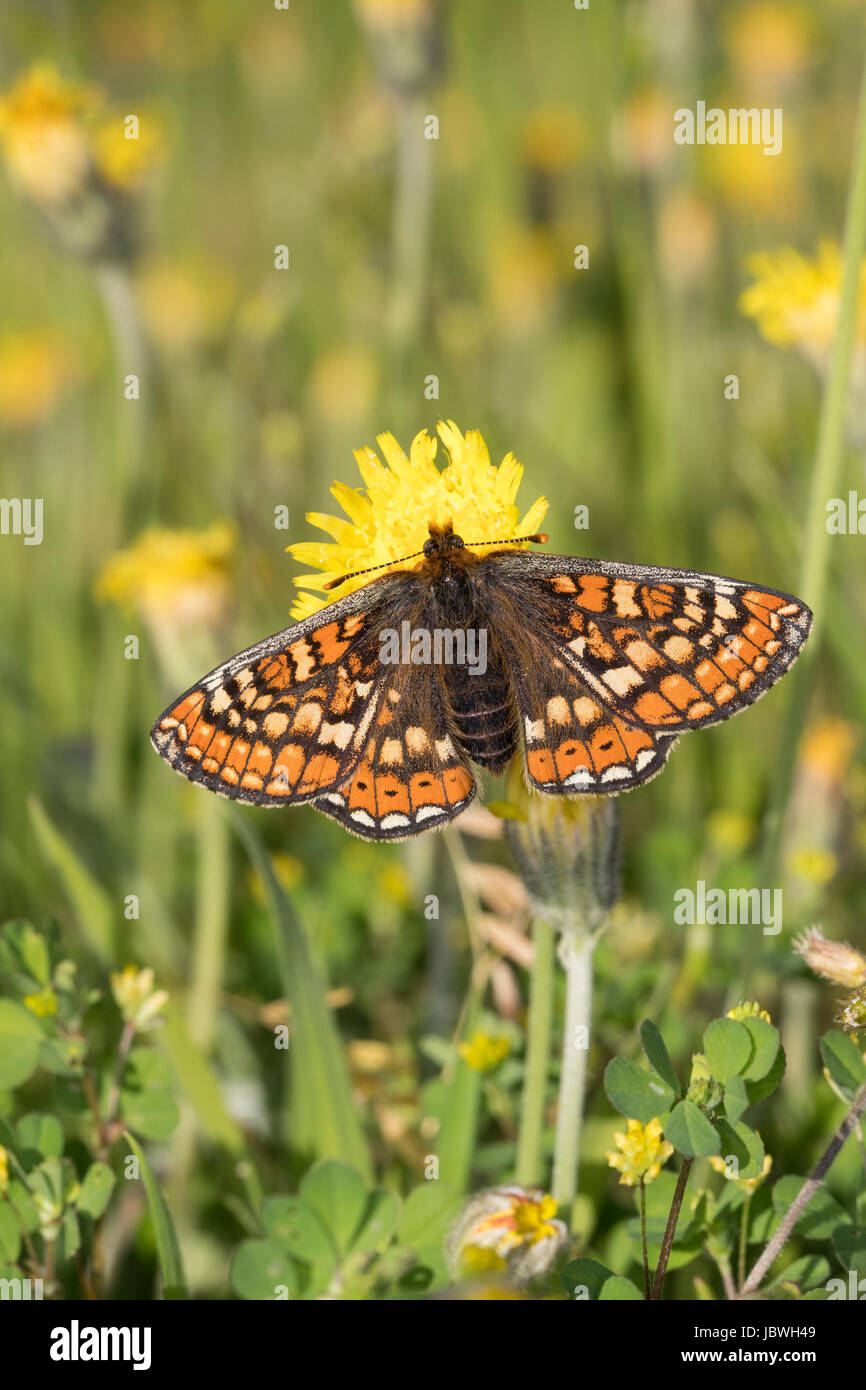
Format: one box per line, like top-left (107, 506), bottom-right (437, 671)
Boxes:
top-left (208, 732), bottom-right (232, 765)
top-left (714, 683), bottom-right (737, 704)
top-left (329, 668), bottom-right (357, 716)
top-left (753, 654), bottom-right (769, 673)
top-left (185, 744), bottom-right (203, 761)
top-left (612, 580), bottom-right (641, 618)
top-left (589, 723), bottom-right (627, 772)
top-left (262, 710), bottom-right (290, 739)
top-left (347, 763), bottom-right (377, 813)
top-left (241, 771), bottom-right (264, 791)
top-left (744, 590), bottom-right (785, 612)
top-left (573, 696), bottom-right (601, 725)
top-left (642, 586), bottom-right (675, 620)
top-left (220, 766), bottom-right (239, 785)
top-left (312, 621), bottom-right (352, 664)
top-left (225, 738), bottom-right (251, 774)
top-left (248, 742), bottom-right (275, 776)
top-left (258, 653), bottom-right (293, 690)
top-left (743, 618), bottom-right (774, 649)
top-left (375, 773), bottom-right (411, 813)
top-left (613, 718), bottom-right (654, 758)
top-left (663, 636), bottom-right (694, 663)
top-left (171, 692), bottom-right (205, 732)
top-left (188, 719), bottom-right (215, 753)
top-left (288, 639), bottom-right (316, 683)
top-left (298, 752), bottom-right (340, 793)
top-left (202, 756), bottom-right (220, 774)
top-left (268, 743), bottom-right (305, 792)
top-left (634, 691), bottom-right (679, 725)
top-left (554, 738), bottom-right (593, 780)
top-left (694, 659), bottom-right (726, 693)
top-left (586, 626), bottom-right (620, 662)
top-left (527, 748), bottom-right (556, 782)
top-left (551, 574), bottom-right (577, 593)
top-left (659, 674), bottom-right (703, 711)
top-left (738, 669), bottom-right (756, 690)
top-left (252, 694), bottom-right (274, 711)
top-left (342, 614), bottom-right (366, 638)
top-left (444, 768), bottom-right (473, 804)
top-left (576, 575), bottom-right (610, 612)
top-left (624, 639), bottom-right (665, 672)
top-left (292, 701), bottom-right (322, 734)
top-left (409, 770), bottom-right (447, 807)
top-left (687, 700), bottom-right (715, 720)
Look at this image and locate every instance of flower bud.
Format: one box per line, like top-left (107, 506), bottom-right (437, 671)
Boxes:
top-left (794, 926), bottom-right (866, 989)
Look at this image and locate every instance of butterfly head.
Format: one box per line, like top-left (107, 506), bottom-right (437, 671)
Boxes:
top-left (422, 520), bottom-right (466, 560)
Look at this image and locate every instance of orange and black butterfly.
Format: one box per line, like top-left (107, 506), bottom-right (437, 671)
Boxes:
top-left (151, 522), bottom-right (811, 840)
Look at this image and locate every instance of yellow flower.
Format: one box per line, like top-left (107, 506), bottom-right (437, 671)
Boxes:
top-left (110, 964), bottom-right (169, 1032)
top-left (786, 845), bottom-right (838, 886)
top-left (459, 1031), bottom-right (510, 1073)
top-left (520, 107), bottom-right (585, 172)
top-left (794, 926), bottom-right (866, 990)
top-left (800, 718), bottom-right (857, 791)
top-left (606, 1117), bottom-right (674, 1187)
top-left (95, 521), bottom-right (235, 631)
top-left (23, 987), bottom-right (57, 1018)
top-left (0, 63), bottom-right (100, 205)
top-left (93, 110), bottom-right (166, 189)
top-left (0, 329), bottom-right (77, 428)
top-left (706, 809), bottom-right (754, 855)
top-left (0, 1146), bottom-right (8, 1193)
top-left (446, 1186), bottom-right (567, 1286)
top-left (740, 242), bottom-right (866, 363)
top-left (727, 1000), bottom-right (772, 1024)
top-left (724, 3), bottom-right (813, 88)
top-left (136, 257), bottom-right (236, 352)
top-left (287, 421), bottom-right (547, 619)
top-left (709, 1150), bottom-right (773, 1194)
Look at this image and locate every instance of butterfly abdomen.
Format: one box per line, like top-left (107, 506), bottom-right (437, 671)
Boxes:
top-left (445, 657), bottom-right (517, 774)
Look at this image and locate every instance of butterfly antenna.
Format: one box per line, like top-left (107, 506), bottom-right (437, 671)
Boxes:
top-left (322, 549), bottom-right (426, 591)
top-left (464, 532), bottom-right (549, 547)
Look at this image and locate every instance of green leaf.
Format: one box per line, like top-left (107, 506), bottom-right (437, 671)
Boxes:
top-left (120, 1048), bottom-right (180, 1141)
top-left (77, 1162), bottom-right (116, 1220)
top-left (435, 1006), bottom-right (483, 1194)
top-left (39, 1034), bottom-right (86, 1077)
top-left (0, 920), bottom-right (51, 986)
top-left (0, 1001), bottom-right (44, 1090)
top-left (599, 1275), bottom-right (644, 1300)
top-left (604, 1056), bottom-right (676, 1122)
top-left (820, 1030), bottom-right (866, 1101)
top-left (770, 1255), bottom-right (831, 1292)
top-left (350, 1189), bottom-right (401, 1253)
top-left (703, 1018), bottom-right (752, 1083)
top-left (260, 1195), bottom-right (336, 1267)
top-left (640, 1020), bottom-right (681, 1094)
top-left (396, 1182), bottom-right (462, 1250)
top-left (233, 819), bottom-right (371, 1180)
top-left (28, 799), bottom-right (115, 961)
top-left (299, 1161), bottom-right (368, 1254)
top-left (744, 1044), bottom-right (786, 1105)
top-left (561, 1257), bottom-right (615, 1299)
top-left (124, 1131), bottom-right (187, 1299)
top-left (56, 1207), bottom-right (80, 1264)
top-left (723, 1074), bottom-right (749, 1123)
top-left (230, 1238), bottom-right (298, 1301)
top-left (714, 1120), bottom-right (765, 1181)
top-left (0, 1203), bottom-right (21, 1262)
top-left (664, 1100), bottom-right (721, 1158)
top-left (832, 1225), bottom-right (866, 1278)
top-left (772, 1176), bottom-right (852, 1240)
top-left (16, 1113), bottom-right (63, 1165)
top-left (740, 1019), bottom-right (782, 1082)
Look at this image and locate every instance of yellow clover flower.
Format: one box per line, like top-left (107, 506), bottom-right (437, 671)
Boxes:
top-left (606, 1117), bottom-right (674, 1187)
top-left (459, 1030), bottom-right (510, 1073)
top-left (95, 521), bottom-right (235, 632)
top-left (709, 1149), bottom-right (773, 1195)
top-left (23, 987), bottom-right (58, 1018)
top-left (287, 421), bottom-right (547, 620)
top-left (727, 1000), bottom-right (772, 1025)
top-left (446, 1186), bottom-right (567, 1286)
top-left (110, 965), bottom-right (169, 1033)
top-left (0, 63), bottom-right (100, 206)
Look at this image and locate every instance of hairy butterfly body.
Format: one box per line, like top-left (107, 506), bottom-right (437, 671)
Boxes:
top-left (151, 522), bottom-right (812, 840)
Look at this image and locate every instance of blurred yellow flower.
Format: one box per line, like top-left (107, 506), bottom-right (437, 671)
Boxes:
top-left (137, 257), bottom-right (236, 351)
top-left (489, 228), bottom-right (560, 336)
top-left (786, 845), bottom-right (838, 886)
top-left (0, 1145), bottom-right (8, 1193)
top-left (614, 86), bottom-right (674, 174)
top-left (446, 1186), bottom-right (566, 1285)
top-left (739, 242), bottom-right (866, 364)
top-left (0, 329), bottom-right (78, 428)
top-left (727, 1000), bottom-right (772, 1024)
top-left (110, 964), bottom-right (169, 1032)
top-left (95, 521), bottom-right (235, 631)
top-left (800, 717), bottom-right (857, 790)
top-left (724, 3), bottom-right (813, 88)
top-left (794, 926), bottom-right (866, 989)
top-left (706, 127), bottom-right (802, 219)
top-left (0, 63), bottom-right (100, 205)
top-left (287, 421), bottom-right (547, 619)
top-left (93, 110), bottom-right (166, 189)
top-left (521, 106), bottom-right (585, 172)
top-left (607, 1117), bottom-right (674, 1187)
top-left (706, 809), bottom-right (754, 855)
top-left (354, 0), bottom-right (434, 29)
top-left (709, 1149), bottom-right (773, 1194)
top-left (309, 345), bottom-right (378, 424)
top-left (23, 986), bottom-right (57, 1018)
top-left (459, 1030), bottom-right (510, 1072)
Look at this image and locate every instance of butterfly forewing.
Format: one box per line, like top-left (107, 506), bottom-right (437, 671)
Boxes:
top-left (488, 553), bottom-right (812, 733)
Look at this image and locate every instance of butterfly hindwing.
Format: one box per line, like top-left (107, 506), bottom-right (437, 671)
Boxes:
top-left (314, 665), bottom-right (476, 840)
top-left (511, 643), bottom-right (678, 793)
top-left (487, 552), bottom-right (811, 732)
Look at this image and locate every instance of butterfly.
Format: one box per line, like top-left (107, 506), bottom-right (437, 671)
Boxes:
top-left (151, 522), bottom-right (812, 840)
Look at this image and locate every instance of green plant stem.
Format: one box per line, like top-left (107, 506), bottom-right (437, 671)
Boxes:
top-left (738, 1192), bottom-right (752, 1291)
top-left (551, 929), bottom-right (594, 1222)
top-left (651, 1157), bottom-right (693, 1300)
top-left (515, 918), bottom-right (555, 1187)
top-left (387, 93), bottom-right (433, 352)
top-left (740, 1079), bottom-right (866, 1296)
top-left (639, 1178), bottom-right (651, 1300)
top-left (751, 43), bottom-right (866, 986)
top-left (187, 796), bottom-right (231, 1051)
